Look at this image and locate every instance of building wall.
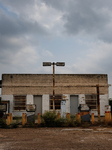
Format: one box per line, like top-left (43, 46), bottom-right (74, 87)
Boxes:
top-left (1, 74), bottom-right (109, 116)
top-left (1, 93), bottom-right (109, 116)
top-left (2, 74), bottom-right (108, 95)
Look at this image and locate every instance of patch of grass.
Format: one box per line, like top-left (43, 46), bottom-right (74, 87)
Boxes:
top-left (13, 116), bottom-right (22, 120)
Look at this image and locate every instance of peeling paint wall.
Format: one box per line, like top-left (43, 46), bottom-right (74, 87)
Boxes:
top-left (79, 94), bottom-right (85, 104)
top-left (2, 74), bottom-right (108, 95)
top-left (42, 95), bottom-right (49, 114)
top-left (13, 111), bottom-right (27, 117)
top-left (100, 94), bottom-right (109, 116)
top-left (1, 74), bottom-right (109, 117)
top-left (63, 94), bottom-right (70, 113)
top-left (91, 110), bottom-right (98, 116)
top-left (27, 95), bottom-right (33, 104)
top-left (1, 93), bottom-right (109, 117)
top-left (1, 95), bottom-right (13, 113)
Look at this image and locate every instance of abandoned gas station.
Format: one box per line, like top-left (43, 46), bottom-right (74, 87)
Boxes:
top-left (0, 73), bottom-right (110, 117)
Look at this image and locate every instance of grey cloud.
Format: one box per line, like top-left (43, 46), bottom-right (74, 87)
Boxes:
top-left (40, 0), bottom-right (68, 11)
top-left (41, 0), bottom-right (112, 43)
top-left (0, 9), bottom-right (48, 37)
top-left (63, 1), bottom-right (111, 38)
top-left (63, 9), bottom-right (109, 35)
top-left (0, 0), bottom-right (35, 12)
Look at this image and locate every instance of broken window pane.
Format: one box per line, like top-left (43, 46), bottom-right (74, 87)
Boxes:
top-left (85, 95), bottom-right (97, 109)
top-left (50, 95), bottom-right (62, 110)
top-left (13, 95), bottom-right (26, 111)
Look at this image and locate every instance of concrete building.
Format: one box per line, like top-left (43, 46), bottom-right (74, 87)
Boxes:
top-left (0, 74), bottom-right (110, 116)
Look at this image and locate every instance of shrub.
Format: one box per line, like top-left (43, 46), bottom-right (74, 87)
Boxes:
top-left (41, 111), bottom-right (58, 127)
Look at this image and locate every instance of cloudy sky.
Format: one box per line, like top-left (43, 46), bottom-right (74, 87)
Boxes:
top-left (0, 0), bottom-right (112, 97)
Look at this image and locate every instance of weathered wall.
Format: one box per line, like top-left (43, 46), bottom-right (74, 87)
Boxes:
top-left (1, 93), bottom-right (109, 116)
top-left (63, 94), bottom-right (70, 113)
top-left (2, 95), bottom-right (13, 113)
top-left (27, 95), bottom-right (33, 104)
top-left (1, 74), bottom-right (109, 116)
top-left (1, 74), bottom-right (108, 95)
top-left (42, 95), bottom-right (49, 114)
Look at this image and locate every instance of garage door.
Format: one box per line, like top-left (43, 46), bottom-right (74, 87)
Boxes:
top-left (34, 95), bottom-right (42, 115)
top-left (70, 95), bottom-right (78, 115)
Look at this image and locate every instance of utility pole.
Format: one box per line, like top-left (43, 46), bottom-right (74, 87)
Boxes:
top-left (43, 62), bottom-right (65, 112)
top-left (53, 62), bottom-right (55, 112)
top-left (96, 84), bottom-right (100, 119)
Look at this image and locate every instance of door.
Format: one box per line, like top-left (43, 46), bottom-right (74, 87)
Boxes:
top-left (34, 96), bottom-right (42, 115)
top-left (70, 95), bottom-right (78, 115)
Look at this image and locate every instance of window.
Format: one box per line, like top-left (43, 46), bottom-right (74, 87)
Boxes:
top-left (85, 95), bottom-right (97, 110)
top-left (50, 95), bottom-right (62, 110)
top-left (13, 95), bottom-right (26, 110)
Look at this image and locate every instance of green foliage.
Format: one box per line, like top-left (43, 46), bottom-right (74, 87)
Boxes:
top-left (11, 122), bottom-right (19, 128)
top-left (13, 116), bottom-right (22, 120)
top-left (0, 118), bottom-right (7, 128)
top-left (41, 111), bottom-right (57, 127)
top-left (41, 111), bottom-right (82, 127)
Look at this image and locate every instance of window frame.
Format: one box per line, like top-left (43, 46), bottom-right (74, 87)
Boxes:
top-left (49, 95), bottom-right (62, 110)
top-left (13, 95), bottom-right (26, 111)
top-left (85, 94), bottom-right (97, 110)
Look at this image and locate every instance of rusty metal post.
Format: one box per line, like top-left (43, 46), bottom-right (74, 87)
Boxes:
top-left (22, 113), bottom-right (25, 126)
top-left (105, 111), bottom-right (111, 123)
top-left (96, 84), bottom-right (100, 120)
top-left (91, 113), bottom-right (94, 124)
top-left (53, 62), bottom-right (55, 112)
top-left (105, 111), bottom-right (108, 123)
top-left (38, 113), bottom-right (41, 125)
top-left (10, 113), bottom-right (13, 123)
top-left (25, 113), bottom-right (27, 123)
top-left (43, 62), bottom-right (65, 112)
top-left (78, 113), bottom-right (81, 123)
top-left (7, 113), bottom-right (10, 126)
top-left (109, 111), bottom-right (111, 121)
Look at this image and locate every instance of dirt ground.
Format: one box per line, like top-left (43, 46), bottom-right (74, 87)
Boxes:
top-left (0, 127), bottom-right (112, 150)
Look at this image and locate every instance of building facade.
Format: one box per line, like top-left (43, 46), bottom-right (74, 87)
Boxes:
top-left (1, 74), bottom-right (109, 116)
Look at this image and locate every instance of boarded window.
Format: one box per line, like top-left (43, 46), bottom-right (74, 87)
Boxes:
top-left (50, 95), bottom-right (62, 110)
top-left (85, 95), bottom-right (97, 109)
top-left (13, 95), bottom-right (26, 110)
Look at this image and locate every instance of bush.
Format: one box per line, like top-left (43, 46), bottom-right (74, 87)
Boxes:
top-left (41, 111), bottom-right (57, 127)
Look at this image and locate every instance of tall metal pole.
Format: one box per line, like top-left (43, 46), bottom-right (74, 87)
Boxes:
top-left (96, 84), bottom-right (100, 119)
top-left (53, 62), bottom-right (55, 112)
top-left (43, 62), bottom-right (65, 112)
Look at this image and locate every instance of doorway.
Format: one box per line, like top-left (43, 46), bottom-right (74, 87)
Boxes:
top-left (34, 96), bottom-right (42, 115)
top-left (70, 95), bottom-right (78, 115)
